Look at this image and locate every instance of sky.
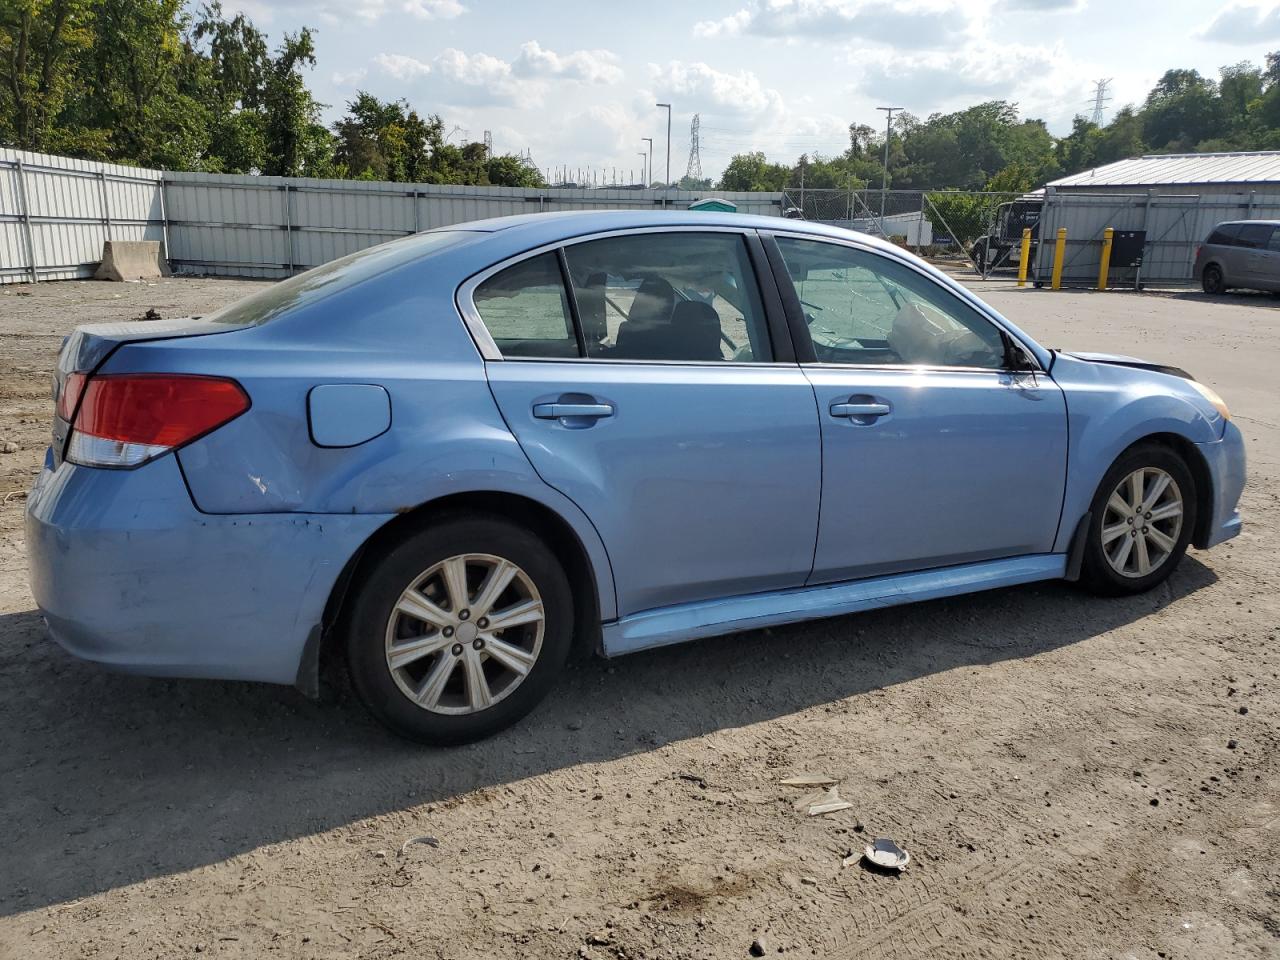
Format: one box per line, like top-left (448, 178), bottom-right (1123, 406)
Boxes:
top-left (227, 0), bottom-right (1280, 182)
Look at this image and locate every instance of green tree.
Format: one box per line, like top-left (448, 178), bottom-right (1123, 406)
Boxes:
top-left (718, 151), bottom-right (791, 191)
top-left (0, 0), bottom-right (93, 149)
top-left (1142, 68), bottom-right (1223, 151)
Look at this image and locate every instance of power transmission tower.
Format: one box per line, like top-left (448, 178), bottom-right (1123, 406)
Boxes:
top-left (1088, 79), bottom-right (1112, 126)
top-left (483, 130), bottom-right (492, 156)
top-left (684, 114), bottom-right (703, 182)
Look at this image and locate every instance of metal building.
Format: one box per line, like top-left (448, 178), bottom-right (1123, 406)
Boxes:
top-left (1034, 151), bottom-right (1280, 286)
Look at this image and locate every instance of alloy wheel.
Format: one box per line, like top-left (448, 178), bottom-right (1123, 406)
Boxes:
top-left (1101, 467), bottom-right (1184, 579)
top-left (384, 553), bottom-right (545, 715)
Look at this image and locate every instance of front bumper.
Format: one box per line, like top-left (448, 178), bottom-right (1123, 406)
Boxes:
top-left (1195, 420), bottom-right (1246, 549)
top-left (25, 450), bottom-right (390, 685)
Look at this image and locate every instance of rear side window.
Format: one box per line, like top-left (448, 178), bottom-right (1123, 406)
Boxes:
top-left (472, 254), bottom-right (578, 358)
top-left (1236, 223), bottom-right (1274, 249)
top-left (1205, 223), bottom-right (1241, 246)
top-left (562, 232), bottom-right (771, 362)
top-left (468, 231), bottom-right (773, 363)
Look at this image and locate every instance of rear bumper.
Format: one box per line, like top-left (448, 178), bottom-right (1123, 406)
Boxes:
top-left (25, 450), bottom-right (389, 684)
top-left (1195, 420), bottom-right (1246, 549)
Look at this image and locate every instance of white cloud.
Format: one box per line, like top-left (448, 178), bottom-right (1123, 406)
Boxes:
top-left (372, 53), bottom-right (431, 80)
top-left (512, 41), bottom-right (624, 85)
top-left (370, 48), bottom-right (540, 107)
top-left (402, 0), bottom-right (466, 19)
top-left (647, 61), bottom-right (785, 118)
top-left (851, 41), bottom-right (1088, 127)
top-left (1200, 2), bottom-right (1280, 43)
top-left (331, 67), bottom-right (369, 86)
top-left (693, 0), bottom-right (964, 49)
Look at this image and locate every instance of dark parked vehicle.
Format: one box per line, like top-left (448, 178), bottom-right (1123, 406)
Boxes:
top-left (971, 196), bottom-right (1042, 274)
top-left (1195, 220), bottom-right (1280, 294)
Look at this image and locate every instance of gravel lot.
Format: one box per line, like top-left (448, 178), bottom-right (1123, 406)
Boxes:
top-left (1, 276), bottom-right (1276, 960)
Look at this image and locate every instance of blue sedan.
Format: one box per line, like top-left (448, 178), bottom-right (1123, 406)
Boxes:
top-left (26, 212), bottom-right (1246, 743)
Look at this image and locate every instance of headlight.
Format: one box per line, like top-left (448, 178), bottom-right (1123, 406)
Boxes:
top-left (1189, 380), bottom-right (1231, 421)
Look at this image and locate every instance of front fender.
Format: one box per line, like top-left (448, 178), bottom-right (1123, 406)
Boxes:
top-left (1051, 354), bottom-right (1224, 553)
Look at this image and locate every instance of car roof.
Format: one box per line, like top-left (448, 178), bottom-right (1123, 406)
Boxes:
top-left (414, 209), bottom-right (907, 256)
top-left (1216, 219), bottom-right (1280, 227)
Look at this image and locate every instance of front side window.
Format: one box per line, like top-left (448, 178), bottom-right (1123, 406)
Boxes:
top-left (775, 237), bottom-right (1006, 369)
top-left (472, 253), bottom-right (578, 358)
top-left (562, 232), bottom-right (772, 363)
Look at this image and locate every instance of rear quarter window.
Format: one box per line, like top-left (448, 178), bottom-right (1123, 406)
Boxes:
top-left (1205, 224), bottom-right (1240, 246)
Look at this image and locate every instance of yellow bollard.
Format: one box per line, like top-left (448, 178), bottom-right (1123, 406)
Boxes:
top-left (1017, 227), bottom-right (1032, 287)
top-left (1051, 227), bottom-right (1067, 290)
top-left (1097, 226), bottom-right (1114, 291)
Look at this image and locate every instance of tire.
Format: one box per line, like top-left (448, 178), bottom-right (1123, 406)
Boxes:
top-left (1080, 443), bottom-right (1197, 596)
top-left (1201, 264), bottom-right (1226, 295)
top-left (345, 515), bottom-right (574, 745)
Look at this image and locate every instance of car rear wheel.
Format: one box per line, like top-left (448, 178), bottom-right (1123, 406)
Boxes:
top-left (346, 516), bottom-right (573, 744)
top-left (1201, 264), bottom-right (1226, 295)
top-left (1080, 444), bottom-right (1197, 596)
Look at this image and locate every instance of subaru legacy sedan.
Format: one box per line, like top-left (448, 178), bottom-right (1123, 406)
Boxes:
top-left (27, 211), bottom-right (1245, 744)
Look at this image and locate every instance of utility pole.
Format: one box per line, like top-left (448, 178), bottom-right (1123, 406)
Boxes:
top-left (642, 138), bottom-right (653, 187)
top-left (876, 106), bottom-right (903, 224)
top-left (656, 102), bottom-right (672, 190)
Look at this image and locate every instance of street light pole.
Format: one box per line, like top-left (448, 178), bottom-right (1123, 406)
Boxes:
top-left (656, 102), bottom-right (671, 190)
top-left (876, 105), bottom-right (902, 226)
top-left (642, 138), bottom-right (653, 187)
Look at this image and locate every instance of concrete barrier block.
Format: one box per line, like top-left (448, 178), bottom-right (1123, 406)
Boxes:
top-left (94, 241), bottom-right (169, 282)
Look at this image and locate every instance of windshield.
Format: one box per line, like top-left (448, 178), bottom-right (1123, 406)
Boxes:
top-left (202, 230), bottom-right (477, 327)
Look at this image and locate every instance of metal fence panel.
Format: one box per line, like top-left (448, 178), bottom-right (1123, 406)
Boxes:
top-left (1, 148), bottom-right (786, 282)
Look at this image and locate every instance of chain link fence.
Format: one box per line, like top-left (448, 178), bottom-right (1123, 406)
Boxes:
top-left (779, 189), bottom-right (1029, 276)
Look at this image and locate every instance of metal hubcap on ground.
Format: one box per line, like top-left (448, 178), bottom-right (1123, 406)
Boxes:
top-left (384, 553), bottom-right (544, 715)
top-left (1101, 467), bottom-right (1184, 578)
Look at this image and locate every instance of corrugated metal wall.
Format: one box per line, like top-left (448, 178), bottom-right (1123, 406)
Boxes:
top-left (1, 148), bottom-right (785, 283)
top-left (1033, 186), bottom-right (1280, 285)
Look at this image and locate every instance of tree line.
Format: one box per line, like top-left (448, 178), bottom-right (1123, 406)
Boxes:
top-left (0, 0), bottom-right (543, 186)
top-left (5, 2), bottom-right (1280, 193)
top-left (717, 56), bottom-right (1280, 195)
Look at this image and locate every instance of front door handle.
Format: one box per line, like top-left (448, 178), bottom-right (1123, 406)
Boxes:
top-left (533, 402), bottom-right (614, 420)
top-left (829, 401), bottom-right (891, 419)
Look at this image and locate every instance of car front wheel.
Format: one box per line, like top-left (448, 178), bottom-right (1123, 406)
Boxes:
top-left (1201, 264), bottom-right (1226, 295)
top-left (346, 516), bottom-right (573, 744)
top-left (1080, 444), bottom-right (1197, 596)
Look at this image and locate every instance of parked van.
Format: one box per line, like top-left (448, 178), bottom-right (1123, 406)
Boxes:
top-left (1195, 220), bottom-right (1280, 294)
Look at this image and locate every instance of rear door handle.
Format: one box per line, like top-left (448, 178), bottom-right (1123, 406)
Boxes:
top-left (533, 402), bottom-right (614, 420)
top-left (829, 401), bottom-right (891, 419)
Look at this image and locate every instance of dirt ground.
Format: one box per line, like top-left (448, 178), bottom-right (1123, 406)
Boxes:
top-left (0, 276), bottom-right (1277, 960)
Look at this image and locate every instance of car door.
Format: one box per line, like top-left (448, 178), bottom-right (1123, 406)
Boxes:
top-left (463, 228), bottom-right (822, 618)
top-left (1235, 222), bottom-right (1275, 287)
top-left (767, 233), bottom-right (1068, 584)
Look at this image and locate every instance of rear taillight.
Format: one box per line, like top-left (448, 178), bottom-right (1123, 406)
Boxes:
top-left (65, 374), bottom-right (249, 468)
top-left (57, 371), bottom-right (88, 422)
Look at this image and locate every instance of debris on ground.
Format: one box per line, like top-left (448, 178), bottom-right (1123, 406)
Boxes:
top-left (139, 307), bottom-right (162, 321)
top-left (859, 838), bottom-right (910, 871)
top-left (399, 836), bottom-right (439, 856)
top-left (778, 775), bottom-right (838, 788)
top-left (779, 775), bottom-right (852, 816)
top-left (749, 936), bottom-right (767, 956)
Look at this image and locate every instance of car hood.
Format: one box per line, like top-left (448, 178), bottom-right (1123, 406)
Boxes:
top-left (1059, 350), bottom-right (1193, 381)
